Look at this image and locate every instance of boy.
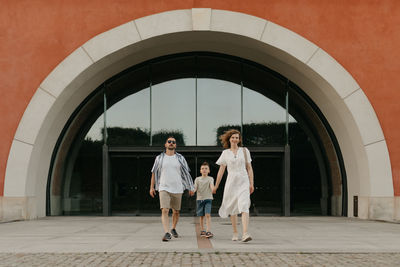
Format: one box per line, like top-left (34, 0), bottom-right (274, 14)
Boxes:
top-left (190, 162), bottom-right (215, 238)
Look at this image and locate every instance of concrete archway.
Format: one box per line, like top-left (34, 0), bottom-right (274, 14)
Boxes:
top-left (3, 9), bottom-right (393, 221)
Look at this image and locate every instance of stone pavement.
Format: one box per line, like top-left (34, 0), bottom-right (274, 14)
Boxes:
top-left (0, 216), bottom-right (400, 266)
top-left (1, 252), bottom-right (400, 266)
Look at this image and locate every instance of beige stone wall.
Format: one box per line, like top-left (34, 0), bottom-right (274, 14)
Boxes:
top-left (0, 197), bottom-right (37, 222)
top-left (395, 197), bottom-right (400, 222)
top-left (357, 196), bottom-right (400, 222)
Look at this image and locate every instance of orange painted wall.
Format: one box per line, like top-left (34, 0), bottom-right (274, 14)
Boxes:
top-left (1, 0), bottom-right (399, 195)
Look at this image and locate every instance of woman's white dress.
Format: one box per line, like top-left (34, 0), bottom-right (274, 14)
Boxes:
top-left (216, 147), bottom-right (252, 218)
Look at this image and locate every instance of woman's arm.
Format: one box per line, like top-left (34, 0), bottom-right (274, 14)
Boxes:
top-left (246, 162), bottom-right (254, 194)
top-left (213, 165), bottom-right (226, 194)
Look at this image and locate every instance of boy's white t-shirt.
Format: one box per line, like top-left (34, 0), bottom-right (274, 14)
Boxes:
top-left (194, 176), bottom-right (214, 200)
top-left (159, 154), bottom-right (183, 194)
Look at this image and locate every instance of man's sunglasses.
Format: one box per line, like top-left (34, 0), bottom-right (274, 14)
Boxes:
top-left (167, 140), bottom-right (176, 144)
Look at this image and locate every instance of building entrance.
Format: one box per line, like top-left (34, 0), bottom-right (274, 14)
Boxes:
top-left (109, 147), bottom-right (285, 216)
top-left (49, 52), bottom-right (344, 217)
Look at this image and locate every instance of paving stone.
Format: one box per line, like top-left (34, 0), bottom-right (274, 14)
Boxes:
top-left (2, 252), bottom-right (389, 266)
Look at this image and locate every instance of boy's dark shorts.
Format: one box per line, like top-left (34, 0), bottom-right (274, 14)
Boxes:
top-left (196, 199), bottom-right (212, 216)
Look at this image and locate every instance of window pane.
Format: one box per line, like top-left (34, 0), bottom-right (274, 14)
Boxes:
top-left (62, 141), bottom-right (103, 215)
top-left (86, 115), bottom-right (104, 142)
top-left (151, 79), bottom-right (196, 146)
top-left (243, 87), bottom-right (289, 146)
top-left (288, 89), bottom-right (323, 215)
top-left (107, 88), bottom-right (150, 146)
top-left (197, 79), bottom-right (241, 146)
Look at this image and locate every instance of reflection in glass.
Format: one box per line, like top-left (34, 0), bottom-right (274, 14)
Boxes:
top-left (197, 79), bottom-right (241, 146)
top-left (107, 88), bottom-right (150, 146)
top-left (288, 94), bottom-right (323, 215)
top-left (151, 79), bottom-right (196, 146)
top-left (86, 115), bottom-right (104, 142)
top-left (251, 155), bottom-right (282, 214)
top-left (62, 141), bottom-right (103, 215)
top-left (243, 87), bottom-right (291, 146)
top-left (111, 156), bottom-right (140, 214)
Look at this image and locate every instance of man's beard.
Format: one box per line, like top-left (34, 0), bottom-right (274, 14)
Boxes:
top-left (167, 146), bottom-right (175, 150)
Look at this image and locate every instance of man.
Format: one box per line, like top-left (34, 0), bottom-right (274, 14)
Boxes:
top-left (150, 136), bottom-right (194, 242)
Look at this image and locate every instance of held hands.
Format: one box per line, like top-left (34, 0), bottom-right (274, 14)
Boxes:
top-left (149, 188), bottom-right (156, 198)
top-left (212, 186), bottom-right (218, 194)
top-left (189, 191), bottom-right (195, 197)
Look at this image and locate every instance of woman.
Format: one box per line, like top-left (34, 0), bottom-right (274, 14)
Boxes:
top-left (213, 129), bottom-right (254, 242)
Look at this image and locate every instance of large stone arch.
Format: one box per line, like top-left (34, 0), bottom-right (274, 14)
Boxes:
top-left (3, 9), bottom-right (393, 221)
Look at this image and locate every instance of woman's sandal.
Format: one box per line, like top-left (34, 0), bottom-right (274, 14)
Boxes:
top-left (232, 233), bottom-right (239, 241)
top-left (200, 230), bottom-right (206, 237)
top-left (206, 232), bottom-right (214, 238)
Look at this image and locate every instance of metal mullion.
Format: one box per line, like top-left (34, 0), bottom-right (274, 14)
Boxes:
top-left (283, 144), bottom-right (290, 216)
top-left (240, 62), bottom-right (244, 135)
top-left (285, 81), bottom-right (289, 145)
top-left (102, 87), bottom-right (111, 216)
top-left (282, 81), bottom-right (290, 216)
top-left (195, 75), bottom-right (198, 146)
top-left (108, 146), bottom-right (286, 153)
top-left (103, 87), bottom-right (107, 145)
top-left (149, 81), bottom-right (153, 146)
top-left (241, 81), bottom-right (243, 134)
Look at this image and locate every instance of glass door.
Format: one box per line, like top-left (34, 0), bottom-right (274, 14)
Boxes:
top-left (109, 148), bottom-right (285, 216)
top-left (110, 153), bottom-right (159, 215)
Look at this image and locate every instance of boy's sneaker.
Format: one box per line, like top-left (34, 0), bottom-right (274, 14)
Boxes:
top-left (200, 230), bottom-right (206, 237)
top-left (206, 232), bottom-right (214, 238)
top-left (171, 228), bottom-right (179, 238)
top-left (162, 232), bottom-right (172, 242)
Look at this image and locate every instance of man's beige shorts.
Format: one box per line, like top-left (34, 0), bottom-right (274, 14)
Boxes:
top-left (159, 191), bottom-right (183, 210)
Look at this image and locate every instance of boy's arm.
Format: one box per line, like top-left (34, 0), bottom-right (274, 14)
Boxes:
top-left (209, 178), bottom-right (215, 191)
top-left (194, 179), bottom-right (198, 192)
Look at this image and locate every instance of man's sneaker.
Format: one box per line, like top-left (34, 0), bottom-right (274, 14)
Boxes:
top-left (206, 232), bottom-right (214, 238)
top-left (200, 230), bottom-right (206, 237)
top-left (241, 233), bottom-right (252, 242)
top-left (171, 228), bottom-right (179, 238)
top-left (162, 232), bottom-right (172, 242)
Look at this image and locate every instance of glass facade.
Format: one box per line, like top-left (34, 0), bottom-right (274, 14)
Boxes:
top-left (151, 79), bottom-right (196, 146)
top-left (197, 79), bottom-right (241, 146)
top-left (107, 88), bottom-right (151, 146)
top-left (50, 52), bottom-right (342, 216)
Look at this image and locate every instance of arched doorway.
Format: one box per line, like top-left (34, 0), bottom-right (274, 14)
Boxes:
top-left (48, 52), bottom-right (344, 216)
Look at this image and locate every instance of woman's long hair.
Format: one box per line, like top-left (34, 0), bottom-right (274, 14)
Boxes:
top-left (219, 129), bottom-right (242, 148)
